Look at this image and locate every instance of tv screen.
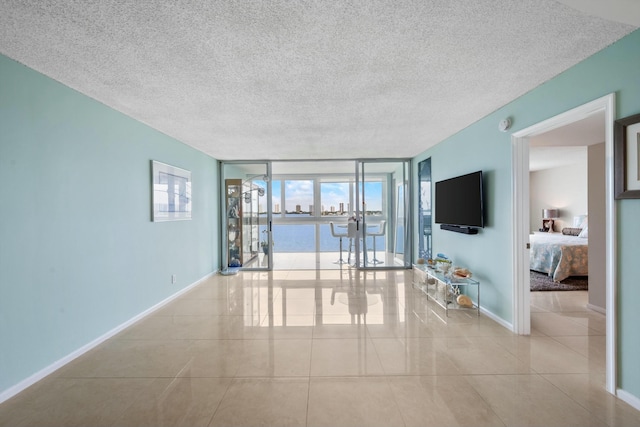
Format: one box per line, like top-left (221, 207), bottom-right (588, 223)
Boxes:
top-left (435, 171), bottom-right (484, 228)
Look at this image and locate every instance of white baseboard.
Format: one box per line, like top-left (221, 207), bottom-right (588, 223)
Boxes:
top-left (0, 272), bottom-right (214, 405)
top-left (617, 388), bottom-right (640, 411)
top-left (480, 306), bottom-right (513, 331)
top-left (586, 303), bottom-right (606, 315)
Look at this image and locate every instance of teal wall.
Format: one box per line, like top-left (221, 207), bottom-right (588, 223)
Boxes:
top-left (413, 120), bottom-right (513, 321)
top-left (2, 27), bottom-right (640, 402)
top-left (413, 28), bottom-right (640, 399)
top-left (0, 55), bottom-right (219, 394)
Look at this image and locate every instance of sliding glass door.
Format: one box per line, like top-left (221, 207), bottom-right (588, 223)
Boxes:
top-left (355, 160), bottom-right (412, 269)
top-left (221, 159), bottom-right (411, 271)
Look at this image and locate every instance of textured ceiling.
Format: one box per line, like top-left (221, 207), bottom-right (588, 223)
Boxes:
top-left (0, 1), bottom-right (637, 161)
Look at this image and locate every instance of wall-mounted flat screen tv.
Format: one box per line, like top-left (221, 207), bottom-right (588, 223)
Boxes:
top-left (435, 170), bottom-right (484, 229)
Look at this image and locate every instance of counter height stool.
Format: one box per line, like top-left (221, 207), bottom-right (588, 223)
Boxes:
top-left (330, 222), bottom-right (348, 264)
top-left (347, 221), bottom-right (365, 265)
top-left (370, 220), bottom-right (386, 265)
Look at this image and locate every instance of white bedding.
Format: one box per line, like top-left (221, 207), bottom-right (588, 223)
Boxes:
top-left (529, 233), bottom-right (588, 282)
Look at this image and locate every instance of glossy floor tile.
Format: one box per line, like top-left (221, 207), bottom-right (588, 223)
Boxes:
top-left (1, 270), bottom-right (639, 427)
top-left (245, 250), bottom-right (405, 270)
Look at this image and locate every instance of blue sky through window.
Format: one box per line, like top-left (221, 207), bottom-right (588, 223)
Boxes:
top-left (285, 180), bottom-right (313, 212)
top-left (362, 182), bottom-right (382, 211)
top-left (321, 182), bottom-right (350, 213)
top-left (270, 179), bottom-right (383, 215)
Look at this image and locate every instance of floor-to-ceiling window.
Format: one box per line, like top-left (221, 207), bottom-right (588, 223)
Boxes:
top-left (357, 160), bottom-right (411, 270)
top-left (221, 160), bottom-right (411, 270)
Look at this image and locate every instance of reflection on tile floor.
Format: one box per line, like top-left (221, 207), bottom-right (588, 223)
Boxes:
top-left (1, 269), bottom-right (639, 426)
top-left (243, 250), bottom-right (405, 270)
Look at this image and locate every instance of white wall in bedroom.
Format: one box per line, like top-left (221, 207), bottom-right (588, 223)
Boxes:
top-left (588, 142), bottom-right (606, 311)
top-left (529, 150), bottom-right (587, 233)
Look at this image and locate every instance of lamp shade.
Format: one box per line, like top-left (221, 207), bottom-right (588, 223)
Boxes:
top-left (542, 209), bottom-right (559, 219)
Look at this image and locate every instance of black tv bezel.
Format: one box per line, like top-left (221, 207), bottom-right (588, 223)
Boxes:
top-left (434, 170), bottom-right (484, 230)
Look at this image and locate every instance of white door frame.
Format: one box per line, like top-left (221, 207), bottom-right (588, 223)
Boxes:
top-left (511, 93), bottom-right (617, 394)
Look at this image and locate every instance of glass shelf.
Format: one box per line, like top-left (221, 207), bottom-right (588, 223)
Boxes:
top-left (412, 263), bottom-right (479, 317)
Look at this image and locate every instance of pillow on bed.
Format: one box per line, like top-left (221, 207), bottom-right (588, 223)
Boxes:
top-left (578, 224), bottom-right (589, 238)
top-left (562, 227), bottom-right (582, 236)
top-left (573, 215), bottom-right (588, 228)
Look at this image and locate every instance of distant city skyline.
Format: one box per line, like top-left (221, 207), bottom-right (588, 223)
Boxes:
top-left (271, 180), bottom-right (382, 213)
top-left (253, 179), bottom-right (383, 215)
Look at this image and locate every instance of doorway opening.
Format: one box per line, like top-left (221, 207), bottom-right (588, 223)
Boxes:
top-left (511, 93), bottom-right (616, 393)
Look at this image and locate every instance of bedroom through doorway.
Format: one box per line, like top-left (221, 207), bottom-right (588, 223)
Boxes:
top-left (511, 93), bottom-right (616, 394)
top-left (528, 111), bottom-right (605, 304)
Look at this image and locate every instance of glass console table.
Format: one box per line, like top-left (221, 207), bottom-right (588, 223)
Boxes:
top-left (412, 264), bottom-right (480, 317)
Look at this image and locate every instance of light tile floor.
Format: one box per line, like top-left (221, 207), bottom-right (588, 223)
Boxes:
top-left (251, 250), bottom-right (405, 270)
top-left (1, 269), bottom-right (639, 426)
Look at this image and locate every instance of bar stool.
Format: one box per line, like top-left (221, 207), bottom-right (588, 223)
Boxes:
top-left (370, 220), bottom-right (386, 265)
top-left (347, 221), bottom-right (362, 265)
top-left (329, 222), bottom-right (348, 264)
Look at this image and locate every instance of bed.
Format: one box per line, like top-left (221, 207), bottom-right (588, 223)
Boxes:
top-left (529, 232), bottom-right (588, 282)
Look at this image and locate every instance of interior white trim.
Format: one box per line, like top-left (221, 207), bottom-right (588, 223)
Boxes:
top-left (511, 93), bottom-right (616, 394)
top-left (0, 272), bottom-right (214, 405)
top-left (587, 303), bottom-right (606, 315)
top-left (617, 389), bottom-right (640, 412)
top-left (480, 307), bottom-right (513, 331)
top-left (511, 133), bottom-right (531, 335)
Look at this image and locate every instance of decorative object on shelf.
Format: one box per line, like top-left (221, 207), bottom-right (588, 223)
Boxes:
top-left (416, 258), bottom-right (425, 264)
top-left (225, 175), bottom-right (266, 268)
top-left (227, 197), bottom-right (240, 218)
top-left (435, 254), bottom-right (450, 263)
top-left (244, 181), bottom-right (266, 203)
top-left (151, 160), bottom-right (192, 222)
top-left (412, 263), bottom-right (480, 317)
top-left (453, 267), bottom-right (472, 278)
top-left (456, 294), bottom-right (473, 307)
top-left (541, 208), bottom-right (559, 232)
top-left (614, 112), bottom-right (640, 199)
top-left (434, 254), bottom-right (452, 273)
top-left (440, 262), bottom-right (452, 274)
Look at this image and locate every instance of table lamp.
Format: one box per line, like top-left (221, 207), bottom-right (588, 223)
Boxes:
top-left (542, 209), bottom-right (559, 232)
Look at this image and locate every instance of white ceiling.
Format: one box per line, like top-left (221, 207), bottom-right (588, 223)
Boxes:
top-left (529, 110), bottom-right (605, 171)
top-left (227, 160), bottom-right (405, 177)
top-left (530, 146), bottom-right (587, 172)
top-left (1, 1), bottom-right (637, 161)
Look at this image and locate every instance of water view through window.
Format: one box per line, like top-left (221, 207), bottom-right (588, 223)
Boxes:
top-left (261, 178), bottom-right (385, 252)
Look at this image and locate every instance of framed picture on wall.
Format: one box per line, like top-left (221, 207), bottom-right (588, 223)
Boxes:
top-left (151, 160), bottom-right (192, 221)
top-left (614, 113), bottom-right (640, 199)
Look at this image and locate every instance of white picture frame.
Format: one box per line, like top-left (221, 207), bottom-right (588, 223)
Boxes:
top-left (627, 122), bottom-right (640, 190)
top-left (151, 160), bottom-right (192, 221)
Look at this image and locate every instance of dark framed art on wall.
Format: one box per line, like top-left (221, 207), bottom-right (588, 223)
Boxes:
top-left (614, 113), bottom-right (640, 199)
